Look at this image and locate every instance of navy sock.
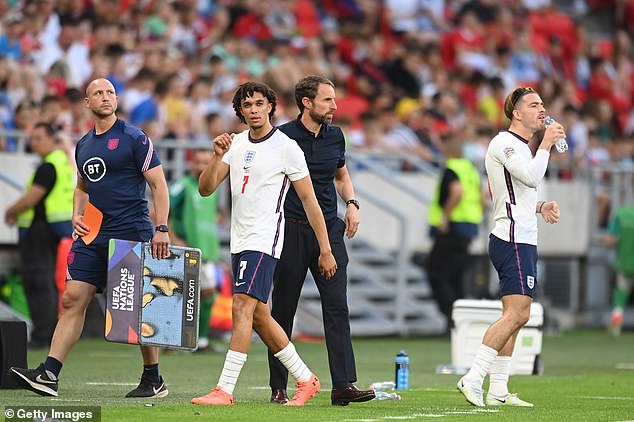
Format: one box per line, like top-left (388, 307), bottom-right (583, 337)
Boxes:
top-left (143, 364), bottom-right (160, 383)
top-left (43, 356), bottom-right (62, 379)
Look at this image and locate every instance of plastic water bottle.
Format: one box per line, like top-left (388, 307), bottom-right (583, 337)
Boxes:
top-left (544, 115), bottom-right (568, 153)
top-left (370, 381), bottom-right (396, 391)
top-left (375, 391), bottom-right (402, 401)
top-left (395, 350), bottom-right (409, 390)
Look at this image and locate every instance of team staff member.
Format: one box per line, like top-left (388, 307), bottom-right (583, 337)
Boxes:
top-left (268, 75), bottom-right (375, 406)
top-left (426, 138), bottom-right (483, 335)
top-left (457, 87), bottom-right (564, 407)
top-left (5, 122), bottom-right (74, 348)
top-left (10, 78), bottom-right (171, 399)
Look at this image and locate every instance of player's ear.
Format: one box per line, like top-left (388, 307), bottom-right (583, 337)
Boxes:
top-left (302, 97), bottom-right (311, 110)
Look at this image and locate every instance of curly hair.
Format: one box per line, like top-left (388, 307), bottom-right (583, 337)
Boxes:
top-left (232, 81), bottom-right (277, 124)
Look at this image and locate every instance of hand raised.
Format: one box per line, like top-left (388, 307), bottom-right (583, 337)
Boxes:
top-left (213, 133), bottom-right (234, 156)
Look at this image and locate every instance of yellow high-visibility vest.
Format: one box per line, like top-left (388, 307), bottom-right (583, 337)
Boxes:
top-left (17, 149), bottom-right (74, 228)
top-left (427, 158), bottom-right (482, 227)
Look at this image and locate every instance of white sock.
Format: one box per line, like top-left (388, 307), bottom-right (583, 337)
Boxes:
top-left (464, 344), bottom-right (498, 386)
top-left (217, 350), bottom-right (247, 394)
top-left (274, 342), bottom-right (312, 382)
top-left (488, 356), bottom-right (512, 397)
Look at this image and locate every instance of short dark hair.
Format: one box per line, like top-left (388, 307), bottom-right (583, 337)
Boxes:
top-left (33, 122), bottom-right (56, 138)
top-left (504, 87), bottom-right (537, 120)
top-left (294, 75), bottom-right (334, 113)
top-left (232, 81), bottom-right (277, 124)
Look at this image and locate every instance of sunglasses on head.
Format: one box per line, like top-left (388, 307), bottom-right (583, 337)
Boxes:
top-left (510, 87), bottom-right (535, 108)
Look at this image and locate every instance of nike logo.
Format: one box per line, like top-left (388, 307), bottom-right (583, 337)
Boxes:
top-left (235, 281), bottom-right (246, 287)
top-left (153, 384), bottom-right (164, 395)
top-left (492, 397), bottom-right (507, 403)
top-left (35, 375), bottom-right (57, 385)
top-left (243, 166), bottom-right (251, 170)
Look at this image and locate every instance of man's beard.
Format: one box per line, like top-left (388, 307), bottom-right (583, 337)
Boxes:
top-left (309, 110), bottom-right (332, 125)
top-left (92, 109), bottom-right (115, 119)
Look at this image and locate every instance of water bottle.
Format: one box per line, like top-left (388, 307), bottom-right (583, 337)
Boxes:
top-left (544, 115), bottom-right (568, 153)
top-left (375, 391), bottom-right (402, 401)
top-left (370, 381), bottom-right (396, 391)
top-left (395, 350), bottom-right (409, 390)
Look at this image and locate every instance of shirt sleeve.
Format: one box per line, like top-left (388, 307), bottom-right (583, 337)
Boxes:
top-left (607, 213), bottom-right (620, 238)
top-left (285, 140), bottom-right (310, 181)
top-left (32, 162), bottom-right (56, 192)
top-left (492, 139), bottom-right (550, 188)
top-left (134, 133), bottom-right (161, 172)
top-left (337, 128), bottom-right (346, 168)
top-left (438, 168), bottom-right (458, 207)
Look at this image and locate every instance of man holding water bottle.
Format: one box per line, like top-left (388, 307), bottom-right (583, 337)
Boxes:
top-left (457, 87), bottom-right (566, 407)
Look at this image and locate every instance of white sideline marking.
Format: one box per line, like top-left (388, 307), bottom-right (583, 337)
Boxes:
top-left (580, 396), bottom-right (634, 400)
top-left (342, 408), bottom-right (499, 421)
top-left (616, 363), bottom-right (634, 370)
top-left (51, 399), bottom-right (84, 402)
top-left (247, 386), bottom-right (270, 390)
top-left (86, 382), bottom-right (138, 386)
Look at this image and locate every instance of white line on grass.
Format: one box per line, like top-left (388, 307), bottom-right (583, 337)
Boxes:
top-left (51, 399), bottom-right (84, 402)
top-left (616, 363), bottom-right (634, 370)
top-left (580, 396), bottom-right (634, 400)
top-left (247, 386), bottom-right (270, 390)
top-left (341, 408), bottom-right (499, 421)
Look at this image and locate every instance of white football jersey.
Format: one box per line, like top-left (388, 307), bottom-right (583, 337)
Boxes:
top-left (222, 127), bottom-right (309, 257)
top-left (485, 130), bottom-right (550, 245)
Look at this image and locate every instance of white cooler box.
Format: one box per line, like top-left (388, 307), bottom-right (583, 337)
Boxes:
top-left (451, 299), bottom-right (544, 375)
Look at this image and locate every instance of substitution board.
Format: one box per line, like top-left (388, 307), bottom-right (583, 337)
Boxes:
top-left (105, 239), bottom-right (201, 350)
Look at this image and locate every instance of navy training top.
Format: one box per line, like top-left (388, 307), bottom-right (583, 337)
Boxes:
top-left (75, 118), bottom-right (160, 235)
top-left (278, 116), bottom-right (346, 222)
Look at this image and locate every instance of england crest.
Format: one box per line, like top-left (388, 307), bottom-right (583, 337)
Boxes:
top-left (107, 138), bottom-right (119, 150)
top-left (244, 150), bottom-right (256, 163)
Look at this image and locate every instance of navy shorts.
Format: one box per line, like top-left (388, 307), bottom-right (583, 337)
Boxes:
top-left (489, 234), bottom-right (538, 297)
top-left (231, 250), bottom-right (278, 303)
top-left (67, 230), bottom-right (153, 292)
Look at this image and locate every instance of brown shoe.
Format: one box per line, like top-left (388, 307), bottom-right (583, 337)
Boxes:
top-left (331, 383), bottom-right (376, 406)
top-left (270, 388), bottom-right (288, 404)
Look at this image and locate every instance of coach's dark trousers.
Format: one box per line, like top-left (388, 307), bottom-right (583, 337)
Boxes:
top-left (19, 220), bottom-right (59, 346)
top-left (268, 218), bottom-right (356, 389)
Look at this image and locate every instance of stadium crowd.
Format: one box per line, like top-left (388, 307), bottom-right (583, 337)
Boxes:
top-left (0, 0), bottom-right (633, 179)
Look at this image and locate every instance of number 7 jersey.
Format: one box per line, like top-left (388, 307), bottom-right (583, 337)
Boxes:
top-left (222, 127), bottom-right (309, 258)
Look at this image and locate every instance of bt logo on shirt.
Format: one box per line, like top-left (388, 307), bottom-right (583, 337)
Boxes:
top-left (83, 157), bottom-right (107, 182)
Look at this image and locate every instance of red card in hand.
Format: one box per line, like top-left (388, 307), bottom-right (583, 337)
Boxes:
top-left (81, 201), bottom-right (103, 245)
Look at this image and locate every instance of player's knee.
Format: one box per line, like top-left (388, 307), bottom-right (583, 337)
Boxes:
top-left (510, 309), bottom-right (530, 328)
top-left (231, 295), bottom-right (254, 319)
top-left (62, 290), bottom-right (79, 312)
top-left (60, 289), bottom-right (86, 312)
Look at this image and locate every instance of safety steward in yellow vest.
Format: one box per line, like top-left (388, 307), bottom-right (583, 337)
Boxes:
top-left (425, 141), bottom-right (483, 335)
top-left (5, 122), bottom-right (74, 348)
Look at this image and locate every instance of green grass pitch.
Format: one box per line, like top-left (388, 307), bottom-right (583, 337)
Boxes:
top-left (2, 330), bottom-right (633, 421)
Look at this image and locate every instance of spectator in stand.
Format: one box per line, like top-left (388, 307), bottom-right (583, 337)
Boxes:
top-left (0, 12), bottom-right (24, 62)
top-left (1, 100), bottom-right (38, 152)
